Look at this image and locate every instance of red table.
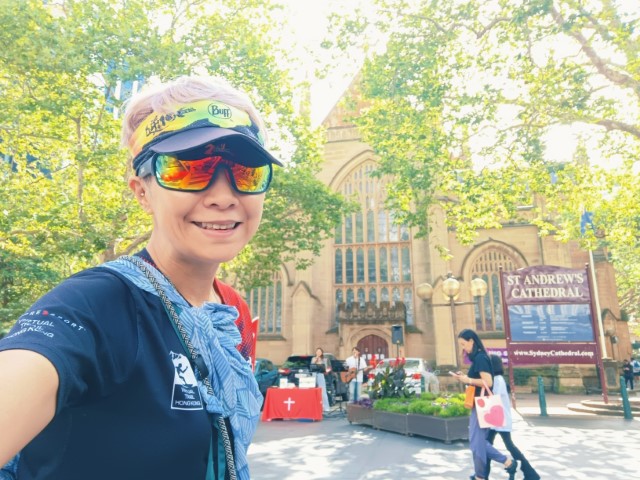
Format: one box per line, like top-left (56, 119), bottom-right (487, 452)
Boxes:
top-left (261, 387), bottom-right (323, 421)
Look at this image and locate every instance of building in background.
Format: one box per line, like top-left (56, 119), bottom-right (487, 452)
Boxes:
top-left (250, 85), bottom-right (631, 387)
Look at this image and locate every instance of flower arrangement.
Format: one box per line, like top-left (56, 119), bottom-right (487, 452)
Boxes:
top-left (355, 357), bottom-right (469, 419)
top-left (354, 396), bottom-right (374, 409)
top-left (369, 357), bottom-right (413, 399)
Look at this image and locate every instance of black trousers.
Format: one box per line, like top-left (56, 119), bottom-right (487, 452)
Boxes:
top-left (486, 430), bottom-right (539, 479)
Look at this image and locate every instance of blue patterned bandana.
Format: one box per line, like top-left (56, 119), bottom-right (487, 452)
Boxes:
top-left (103, 257), bottom-right (261, 480)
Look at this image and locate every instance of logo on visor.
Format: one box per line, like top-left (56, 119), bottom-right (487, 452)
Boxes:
top-left (145, 107), bottom-right (196, 137)
top-left (208, 103), bottom-right (232, 119)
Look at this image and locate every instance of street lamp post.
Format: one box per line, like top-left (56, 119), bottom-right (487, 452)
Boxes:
top-left (417, 274), bottom-right (488, 367)
top-left (442, 274), bottom-right (461, 367)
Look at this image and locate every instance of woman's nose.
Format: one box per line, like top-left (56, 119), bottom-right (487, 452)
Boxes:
top-left (202, 168), bottom-right (237, 207)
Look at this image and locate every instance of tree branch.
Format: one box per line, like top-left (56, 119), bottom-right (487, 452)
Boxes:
top-left (549, 4), bottom-right (640, 94)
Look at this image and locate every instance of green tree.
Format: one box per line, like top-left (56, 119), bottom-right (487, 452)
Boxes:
top-left (327, 0), bottom-right (640, 317)
top-left (0, 0), bottom-right (345, 329)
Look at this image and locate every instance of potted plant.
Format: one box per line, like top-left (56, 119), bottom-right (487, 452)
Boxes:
top-left (406, 393), bottom-right (470, 443)
top-left (346, 397), bottom-right (374, 426)
top-left (369, 357), bottom-right (414, 400)
top-left (347, 358), bottom-right (470, 443)
top-left (372, 397), bottom-right (410, 434)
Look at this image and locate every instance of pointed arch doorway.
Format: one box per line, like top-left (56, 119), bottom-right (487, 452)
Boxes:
top-left (357, 334), bottom-right (389, 366)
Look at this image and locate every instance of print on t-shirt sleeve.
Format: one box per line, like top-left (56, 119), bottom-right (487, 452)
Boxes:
top-left (5, 308), bottom-right (88, 341)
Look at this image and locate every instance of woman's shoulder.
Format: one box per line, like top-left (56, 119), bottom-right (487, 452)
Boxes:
top-left (53, 267), bottom-right (141, 304)
top-left (474, 351), bottom-right (492, 369)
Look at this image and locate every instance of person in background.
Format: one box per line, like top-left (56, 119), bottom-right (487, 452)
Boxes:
top-left (312, 347), bottom-right (331, 413)
top-left (630, 356), bottom-right (640, 382)
top-left (422, 361), bottom-right (440, 394)
top-left (450, 329), bottom-right (518, 480)
top-left (622, 359), bottom-right (634, 390)
top-left (486, 354), bottom-right (540, 480)
top-left (345, 346), bottom-right (370, 403)
top-left (0, 75), bottom-right (280, 480)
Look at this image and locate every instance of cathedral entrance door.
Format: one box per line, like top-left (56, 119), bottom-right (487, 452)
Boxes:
top-left (357, 335), bottom-right (388, 371)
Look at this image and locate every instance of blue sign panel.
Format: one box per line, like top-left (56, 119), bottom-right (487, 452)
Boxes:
top-left (508, 303), bottom-right (595, 342)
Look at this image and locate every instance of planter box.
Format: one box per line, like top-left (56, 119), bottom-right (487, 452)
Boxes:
top-left (407, 414), bottom-right (468, 444)
top-left (346, 404), bottom-right (374, 426)
top-left (373, 410), bottom-right (409, 435)
top-left (347, 404), bottom-right (469, 443)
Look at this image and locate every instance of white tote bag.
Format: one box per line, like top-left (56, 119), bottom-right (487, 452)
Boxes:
top-left (474, 380), bottom-right (506, 428)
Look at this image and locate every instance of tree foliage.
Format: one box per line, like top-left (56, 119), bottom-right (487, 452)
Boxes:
top-left (0, 0), bottom-right (346, 329)
top-left (327, 0), bottom-right (640, 318)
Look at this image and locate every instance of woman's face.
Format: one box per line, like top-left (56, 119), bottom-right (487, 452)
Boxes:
top-left (130, 167), bottom-right (265, 269)
top-left (458, 337), bottom-right (474, 355)
top-left (316, 348), bottom-right (323, 357)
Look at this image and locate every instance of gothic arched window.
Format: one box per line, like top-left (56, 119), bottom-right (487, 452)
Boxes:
top-left (471, 249), bottom-right (521, 331)
top-left (247, 273), bottom-right (283, 335)
top-left (333, 162), bottom-right (414, 324)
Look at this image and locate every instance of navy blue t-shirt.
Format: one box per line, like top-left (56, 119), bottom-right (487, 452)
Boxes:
top-left (467, 351), bottom-right (493, 396)
top-left (0, 267), bottom-right (211, 479)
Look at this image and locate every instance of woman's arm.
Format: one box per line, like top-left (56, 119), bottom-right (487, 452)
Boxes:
top-left (479, 371), bottom-right (493, 388)
top-left (457, 370), bottom-right (493, 388)
top-left (0, 349), bottom-right (59, 465)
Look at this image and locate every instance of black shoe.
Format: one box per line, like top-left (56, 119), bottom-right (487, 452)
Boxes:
top-left (505, 459), bottom-right (517, 480)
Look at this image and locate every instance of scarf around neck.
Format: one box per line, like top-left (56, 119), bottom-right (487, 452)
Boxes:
top-left (103, 255), bottom-right (261, 480)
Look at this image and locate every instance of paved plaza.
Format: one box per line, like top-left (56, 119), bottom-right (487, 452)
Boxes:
top-left (248, 393), bottom-right (640, 480)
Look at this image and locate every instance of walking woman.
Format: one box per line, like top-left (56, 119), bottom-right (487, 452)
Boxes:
top-left (312, 347), bottom-right (332, 412)
top-left (486, 354), bottom-right (540, 480)
top-left (0, 75), bottom-right (280, 479)
top-left (451, 329), bottom-right (518, 480)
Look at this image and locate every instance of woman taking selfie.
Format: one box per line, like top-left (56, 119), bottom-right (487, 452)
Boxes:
top-left (0, 75), bottom-right (281, 479)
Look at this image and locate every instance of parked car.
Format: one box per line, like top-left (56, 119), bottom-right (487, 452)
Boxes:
top-left (277, 354), bottom-right (350, 405)
top-left (372, 357), bottom-right (440, 394)
top-left (254, 357), bottom-right (279, 400)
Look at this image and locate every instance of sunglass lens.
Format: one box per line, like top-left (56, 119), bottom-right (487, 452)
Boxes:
top-left (154, 154), bottom-right (271, 193)
top-left (155, 155), bottom-right (216, 191)
top-left (230, 164), bottom-right (272, 193)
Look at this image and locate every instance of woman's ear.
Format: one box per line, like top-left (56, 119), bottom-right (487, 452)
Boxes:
top-left (129, 176), bottom-right (152, 213)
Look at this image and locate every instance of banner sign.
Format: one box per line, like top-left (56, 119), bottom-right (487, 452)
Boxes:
top-left (509, 342), bottom-right (598, 365)
top-left (502, 267), bottom-right (590, 305)
top-left (508, 304), bottom-right (594, 342)
top-left (501, 265), bottom-right (598, 365)
top-left (463, 347), bottom-right (508, 365)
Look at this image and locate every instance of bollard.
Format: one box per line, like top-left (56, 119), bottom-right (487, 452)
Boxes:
top-left (537, 376), bottom-right (548, 417)
top-left (619, 376), bottom-right (633, 420)
top-left (421, 374), bottom-right (425, 394)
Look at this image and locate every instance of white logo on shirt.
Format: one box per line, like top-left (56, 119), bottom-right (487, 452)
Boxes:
top-left (170, 351), bottom-right (204, 410)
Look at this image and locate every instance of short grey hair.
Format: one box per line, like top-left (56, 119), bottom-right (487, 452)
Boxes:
top-left (120, 75), bottom-right (267, 161)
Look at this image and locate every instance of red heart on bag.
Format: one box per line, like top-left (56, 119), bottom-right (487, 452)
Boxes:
top-left (484, 405), bottom-right (504, 426)
top-left (476, 398), bottom-right (485, 408)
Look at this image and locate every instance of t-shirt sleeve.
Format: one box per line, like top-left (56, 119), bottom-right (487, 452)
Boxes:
top-left (474, 353), bottom-right (492, 377)
top-left (215, 279), bottom-right (257, 368)
top-left (0, 268), bottom-right (139, 412)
